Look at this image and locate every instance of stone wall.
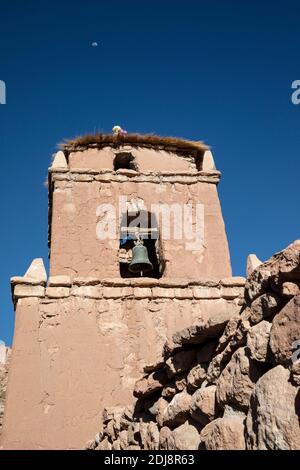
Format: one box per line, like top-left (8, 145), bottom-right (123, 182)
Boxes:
top-left (87, 239), bottom-right (300, 450)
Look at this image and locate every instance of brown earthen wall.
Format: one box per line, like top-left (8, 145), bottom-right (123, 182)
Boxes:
top-left (1, 283), bottom-right (242, 449)
top-left (50, 177), bottom-right (231, 280)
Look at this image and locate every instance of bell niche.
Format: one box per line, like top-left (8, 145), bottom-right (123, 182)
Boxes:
top-left (119, 209), bottom-right (163, 278)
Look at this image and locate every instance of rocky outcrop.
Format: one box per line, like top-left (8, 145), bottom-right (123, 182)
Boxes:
top-left (86, 239), bottom-right (300, 450)
top-left (246, 366), bottom-right (300, 449)
top-left (269, 293), bottom-right (300, 365)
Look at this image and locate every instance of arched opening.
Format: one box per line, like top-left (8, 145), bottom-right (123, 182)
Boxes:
top-left (119, 210), bottom-right (164, 278)
top-left (113, 152), bottom-right (137, 171)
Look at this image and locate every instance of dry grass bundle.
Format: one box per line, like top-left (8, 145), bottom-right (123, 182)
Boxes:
top-left (61, 133), bottom-right (209, 157)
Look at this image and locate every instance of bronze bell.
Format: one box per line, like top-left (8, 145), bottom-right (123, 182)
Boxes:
top-left (129, 244), bottom-right (153, 274)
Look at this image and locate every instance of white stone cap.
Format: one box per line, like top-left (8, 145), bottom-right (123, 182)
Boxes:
top-left (51, 151), bottom-right (68, 169)
top-left (11, 258), bottom-right (47, 299)
top-left (247, 254), bottom-right (262, 277)
top-left (24, 258), bottom-right (47, 282)
top-left (202, 150), bottom-right (216, 171)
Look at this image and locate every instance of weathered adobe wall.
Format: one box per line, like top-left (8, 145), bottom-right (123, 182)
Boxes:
top-left (68, 147), bottom-right (194, 173)
top-left (1, 276), bottom-right (244, 450)
top-left (2, 143), bottom-right (233, 449)
top-left (50, 178), bottom-right (230, 280)
top-left (86, 239), bottom-right (300, 451)
top-left (0, 347), bottom-right (11, 437)
top-left (49, 147), bottom-right (231, 281)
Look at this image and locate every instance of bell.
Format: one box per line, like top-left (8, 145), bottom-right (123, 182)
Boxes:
top-left (129, 244), bottom-right (153, 274)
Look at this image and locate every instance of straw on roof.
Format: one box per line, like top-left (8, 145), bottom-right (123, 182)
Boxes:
top-left (61, 133), bottom-right (209, 157)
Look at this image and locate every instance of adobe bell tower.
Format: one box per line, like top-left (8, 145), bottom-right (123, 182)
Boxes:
top-left (2, 133), bottom-right (243, 449)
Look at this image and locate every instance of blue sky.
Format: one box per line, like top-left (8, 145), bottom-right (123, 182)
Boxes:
top-left (0, 0), bottom-right (299, 345)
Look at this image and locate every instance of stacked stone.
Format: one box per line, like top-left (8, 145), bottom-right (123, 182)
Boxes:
top-left (87, 239), bottom-right (300, 450)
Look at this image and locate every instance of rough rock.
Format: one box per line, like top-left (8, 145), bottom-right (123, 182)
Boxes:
top-left (216, 347), bottom-right (261, 411)
top-left (139, 422), bottom-right (160, 450)
top-left (187, 364), bottom-right (207, 391)
top-left (151, 397), bottom-right (168, 426)
top-left (111, 439), bottom-right (121, 450)
top-left (127, 422), bottom-right (140, 446)
top-left (246, 254), bottom-right (262, 277)
top-left (247, 321), bottom-right (271, 362)
top-left (291, 361), bottom-right (300, 386)
top-left (175, 374), bottom-right (187, 392)
top-left (172, 421), bottom-right (200, 450)
top-left (105, 419), bottom-right (116, 441)
top-left (119, 407), bottom-right (133, 430)
top-left (134, 369), bottom-right (168, 398)
top-left (246, 365), bottom-right (300, 450)
top-left (159, 422), bottom-right (200, 450)
top-left (85, 439), bottom-right (98, 450)
top-left (223, 404), bottom-right (246, 421)
top-left (269, 293), bottom-right (300, 364)
top-left (205, 353), bottom-right (224, 385)
top-left (143, 359), bottom-right (165, 374)
top-left (245, 239), bottom-right (300, 302)
top-left (249, 293), bottom-right (283, 325)
top-left (162, 383), bottom-right (177, 399)
top-left (102, 406), bottom-right (123, 424)
top-left (215, 317), bottom-right (240, 354)
top-left (200, 416), bottom-right (246, 450)
top-left (281, 281), bottom-right (300, 297)
top-left (190, 385), bottom-right (216, 425)
top-left (161, 391), bottom-right (192, 427)
top-left (119, 430), bottom-right (128, 450)
top-left (146, 422), bottom-right (160, 450)
top-left (206, 326), bottom-right (249, 385)
top-left (171, 310), bottom-right (233, 349)
top-left (159, 426), bottom-right (174, 450)
top-left (165, 350), bottom-right (196, 378)
top-left (245, 267), bottom-right (271, 303)
top-left (95, 437), bottom-right (112, 450)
